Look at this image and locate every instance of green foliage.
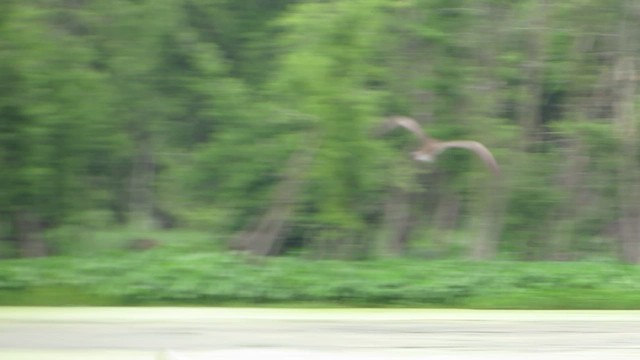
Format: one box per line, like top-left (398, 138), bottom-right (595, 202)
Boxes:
top-left (0, 4), bottom-right (116, 224)
top-left (0, 0), bottom-right (638, 262)
top-left (269, 0), bottom-right (389, 253)
top-left (502, 153), bottom-right (565, 258)
top-left (1, 252), bottom-right (640, 308)
top-left (44, 227), bottom-right (219, 257)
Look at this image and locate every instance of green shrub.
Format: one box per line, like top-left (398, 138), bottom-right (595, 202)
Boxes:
top-left (0, 252), bottom-right (639, 308)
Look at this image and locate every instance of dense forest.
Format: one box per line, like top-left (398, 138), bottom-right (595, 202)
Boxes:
top-left (1, 0), bottom-right (640, 263)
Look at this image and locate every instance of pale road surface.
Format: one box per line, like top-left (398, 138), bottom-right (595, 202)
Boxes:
top-left (1, 308), bottom-right (640, 359)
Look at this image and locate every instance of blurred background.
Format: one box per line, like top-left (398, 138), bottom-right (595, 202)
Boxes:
top-left (1, 0), bottom-right (640, 266)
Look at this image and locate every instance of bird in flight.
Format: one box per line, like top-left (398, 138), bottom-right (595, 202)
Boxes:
top-left (381, 116), bottom-right (500, 175)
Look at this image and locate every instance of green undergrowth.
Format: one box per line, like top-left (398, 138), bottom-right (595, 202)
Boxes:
top-left (0, 251), bottom-right (639, 309)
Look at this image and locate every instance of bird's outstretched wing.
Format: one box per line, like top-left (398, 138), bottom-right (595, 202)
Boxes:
top-left (378, 116), bottom-right (429, 141)
top-left (439, 140), bottom-right (500, 175)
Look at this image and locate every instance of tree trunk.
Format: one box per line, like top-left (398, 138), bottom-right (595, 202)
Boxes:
top-left (381, 186), bottom-right (413, 256)
top-left (129, 133), bottom-right (156, 230)
top-left (12, 210), bottom-right (47, 257)
top-left (466, 1), bottom-right (511, 260)
top-left (548, 141), bottom-right (589, 260)
top-left (470, 176), bottom-right (508, 260)
top-left (614, 56), bottom-right (640, 263)
top-left (613, 1), bottom-right (640, 263)
top-left (428, 191), bottom-right (460, 255)
top-left (230, 137), bottom-right (318, 256)
top-left (518, 1), bottom-right (548, 149)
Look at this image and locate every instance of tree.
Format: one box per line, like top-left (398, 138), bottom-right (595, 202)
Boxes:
top-left (266, 0), bottom-right (388, 257)
top-left (613, 1), bottom-right (640, 263)
top-left (0, 4), bottom-right (115, 256)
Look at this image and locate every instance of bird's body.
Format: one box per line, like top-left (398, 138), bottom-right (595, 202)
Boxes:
top-left (383, 116), bottom-right (500, 175)
top-left (413, 151), bottom-right (435, 162)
